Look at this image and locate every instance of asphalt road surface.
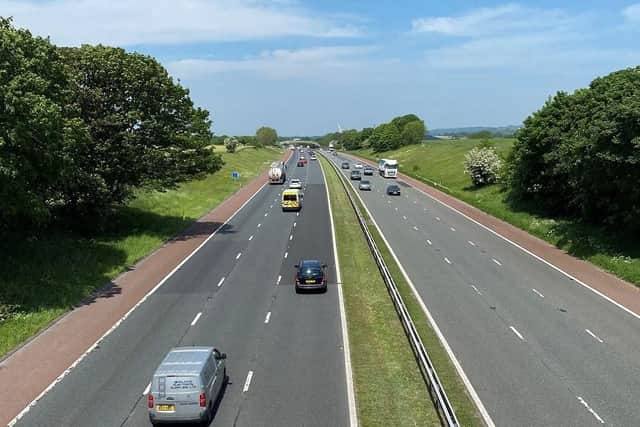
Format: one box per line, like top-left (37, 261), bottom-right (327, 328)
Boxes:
top-left (328, 151), bottom-right (640, 427)
top-left (16, 151), bottom-right (350, 427)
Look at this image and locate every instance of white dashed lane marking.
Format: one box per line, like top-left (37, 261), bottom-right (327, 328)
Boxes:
top-left (217, 277), bottom-right (225, 287)
top-left (236, 252), bottom-right (242, 260)
top-left (143, 382), bottom-right (151, 396)
top-left (276, 275), bottom-right (282, 285)
top-left (510, 326), bottom-right (525, 341)
top-left (289, 235), bottom-right (293, 241)
top-left (402, 215), bottom-right (407, 220)
top-left (248, 235), bottom-right (253, 241)
top-left (450, 227), bottom-right (456, 232)
top-left (468, 240), bottom-right (476, 247)
top-left (264, 312), bottom-right (271, 324)
top-left (585, 329), bottom-right (604, 343)
top-left (577, 396), bottom-right (605, 424)
top-left (444, 257), bottom-right (452, 265)
top-left (257, 223), bottom-right (262, 228)
top-left (243, 371), bottom-right (254, 393)
top-left (426, 240), bottom-right (432, 246)
top-left (413, 226), bottom-right (419, 231)
top-left (284, 252), bottom-right (288, 259)
top-left (471, 285), bottom-right (482, 295)
top-left (190, 312), bottom-right (202, 326)
top-left (435, 216), bottom-right (441, 221)
top-left (492, 258), bottom-right (502, 266)
top-left (532, 289), bottom-right (544, 298)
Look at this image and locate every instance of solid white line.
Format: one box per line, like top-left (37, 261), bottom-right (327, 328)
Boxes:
top-left (585, 329), bottom-right (604, 343)
top-left (468, 240), bottom-right (476, 247)
top-left (492, 258), bottom-right (502, 266)
top-left (236, 252), bottom-right (242, 260)
top-left (577, 396), bottom-right (605, 424)
top-left (243, 371), bottom-right (254, 392)
top-left (426, 240), bottom-right (432, 246)
top-left (248, 235), bottom-right (253, 241)
top-left (289, 235), bottom-right (293, 241)
top-left (450, 227), bottom-right (456, 232)
top-left (471, 285), bottom-right (482, 295)
top-left (284, 252), bottom-right (288, 259)
top-left (190, 312), bottom-right (202, 326)
top-left (435, 216), bottom-right (441, 221)
top-left (143, 382), bottom-right (151, 396)
top-left (257, 223), bottom-right (262, 228)
top-left (276, 275), bottom-right (282, 285)
top-left (7, 178), bottom-right (271, 427)
top-left (393, 169), bottom-right (640, 322)
top-left (319, 156), bottom-right (358, 427)
top-left (532, 288), bottom-right (545, 298)
top-left (217, 277), bottom-right (225, 287)
top-left (510, 326), bottom-right (525, 341)
top-left (444, 257), bottom-right (452, 265)
top-left (264, 312), bottom-right (271, 324)
top-left (413, 226), bottom-right (419, 231)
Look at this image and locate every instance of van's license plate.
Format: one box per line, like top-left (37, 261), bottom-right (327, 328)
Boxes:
top-left (305, 280), bottom-right (315, 284)
top-left (157, 404), bottom-right (175, 412)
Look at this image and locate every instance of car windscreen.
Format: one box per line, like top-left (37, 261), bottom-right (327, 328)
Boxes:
top-left (361, 181), bottom-right (370, 184)
top-left (283, 194), bottom-right (298, 201)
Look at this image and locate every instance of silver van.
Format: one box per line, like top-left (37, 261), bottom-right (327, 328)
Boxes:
top-left (148, 346), bottom-right (227, 425)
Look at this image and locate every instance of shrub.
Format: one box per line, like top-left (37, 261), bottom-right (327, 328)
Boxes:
top-left (224, 136), bottom-right (238, 153)
top-left (464, 147), bottom-right (503, 186)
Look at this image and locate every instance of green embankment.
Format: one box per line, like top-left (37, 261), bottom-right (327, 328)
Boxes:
top-left (0, 147), bottom-right (283, 358)
top-left (354, 139), bottom-right (640, 288)
top-left (320, 155), bottom-right (440, 426)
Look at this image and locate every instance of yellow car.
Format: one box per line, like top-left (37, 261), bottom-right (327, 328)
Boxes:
top-left (281, 189), bottom-right (303, 211)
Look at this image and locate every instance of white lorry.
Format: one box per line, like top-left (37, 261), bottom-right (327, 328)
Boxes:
top-left (268, 161), bottom-right (287, 184)
top-left (378, 159), bottom-right (398, 178)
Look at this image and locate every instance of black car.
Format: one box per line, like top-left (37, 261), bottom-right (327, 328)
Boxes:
top-left (295, 260), bottom-right (328, 293)
top-left (386, 184), bottom-right (401, 195)
top-left (297, 161), bottom-right (305, 167)
top-left (350, 170), bottom-right (362, 180)
top-left (341, 162), bottom-right (350, 169)
top-left (363, 167), bottom-right (374, 176)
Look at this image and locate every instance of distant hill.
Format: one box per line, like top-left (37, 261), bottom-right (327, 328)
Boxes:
top-left (430, 125), bottom-right (520, 137)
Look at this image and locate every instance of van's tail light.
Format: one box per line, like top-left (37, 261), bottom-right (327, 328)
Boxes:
top-left (148, 393), bottom-right (154, 408)
top-left (199, 392), bottom-right (207, 408)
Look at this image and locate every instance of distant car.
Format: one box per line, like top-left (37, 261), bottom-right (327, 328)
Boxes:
top-left (332, 151), bottom-right (337, 156)
top-left (341, 162), bottom-right (350, 169)
top-left (300, 156), bottom-right (308, 164)
top-left (350, 170), bottom-right (362, 180)
top-left (289, 178), bottom-right (303, 189)
top-left (295, 260), bottom-right (328, 293)
top-left (363, 167), bottom-right (374, 176)
top-left (354, 162), bottom-right (363, 169)
top-left (359, 180), bottom-right (372, 191)
top-left (386, 184), bottom-right (401, 196)
top-left (148, 346), bottom-right (227, 425)
top-left (289, 146), bottom-right (295, 150)
top-left (297, 161), bottom-right (304, 167)
top-left (310, 155), bottom-right (317, 161)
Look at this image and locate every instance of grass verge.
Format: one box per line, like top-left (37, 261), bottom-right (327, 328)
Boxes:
top-left (320, 155), bottom-right (439, 426)
top-left (354, 140), bottom-right (640, 287)
top-left (0, 147), bottom-right (283, 358)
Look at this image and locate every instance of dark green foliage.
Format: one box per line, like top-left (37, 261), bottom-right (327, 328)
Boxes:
top-left (390, 114), bottom-right (421, 131)
top-left (339, 129), bottom-right (362, 150)
top-left (360, 127), bottom-right (374, 142)
top-left (400, 120), bottom-right (426, 146)
top-left (256, 126), bottom-right (278, 146)
top-left (371, 123), bottom-right (401, 152)
top-left (468, 130), bottom-right (494, 139)
top-left (508, 66), bottom-right (640, 229)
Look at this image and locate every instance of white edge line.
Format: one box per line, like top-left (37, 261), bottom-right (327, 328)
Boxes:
top-left (190, 312), bottom-right (202, 326)
top-left (319, 157), bottom-right (359, 427)
top-left (242, 370), bottom-right (254, 392)
top-left (510, 326), bottom-right (525, 341)
top-left (337, 154), bottom-right (494, 427)
top-left (393, 168), bottom-right (640, 322)
top-left (7, 179), bottom-right (271, 426)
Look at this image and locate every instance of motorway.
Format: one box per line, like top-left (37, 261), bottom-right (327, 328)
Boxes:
top-left (327, 151), bottom-right (640, 427)
top-left (16, 151), bottom-right (350, 427)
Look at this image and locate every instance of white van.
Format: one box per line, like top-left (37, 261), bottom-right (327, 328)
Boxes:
top-left (148, 346), bottom-right (227, 425)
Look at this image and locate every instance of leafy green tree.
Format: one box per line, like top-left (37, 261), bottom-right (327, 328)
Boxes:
top-left (371, 123), bottom-right (401, 152)
top-left (400, 120), bottom-right (426, 146)
top-left (360, 127), bottom-right (374, 142)
top-left (0, 18), bottom-right (87, 228)
top-left (59, 45), bottom-right (222, 220)
top-left (508, 66), bottom-right (640, 228)
top-left (256, 126), bottom-right (278, 146)
top-left (391, 114), bottom-right (421, 131)
top-left (339, 129), bottom-right (361, 150)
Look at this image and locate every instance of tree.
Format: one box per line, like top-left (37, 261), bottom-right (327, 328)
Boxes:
top-left (339, 129), bottom-right (361, 150)
top-left (371, 123), bottom-right (401, 153)
top-left (400, 120), bottom-right (426, 146)
top-left (360, 127), bottom-right (374, 142)
top-left (468, 130), bottom-right (493, 139)
top-left (256, 126), bottom-right (278, 146)
top-left (59, 45), bottom-right (222, 221)
top-left (464, 147), bottom-right (503, 186)
top-left (391, 114), bottom-right (421, 131)
top-left (0, 18), bottom-right (87, 228)
top-left (224, 136), bottom-right (238, 153)
top-left (507, 66), bottom-right (640, 228)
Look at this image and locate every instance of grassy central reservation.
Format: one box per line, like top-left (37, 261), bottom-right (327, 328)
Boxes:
top-left (0, 147), bottom-right (283, 358)
top-left (354, 139), bottom-right (640, 288)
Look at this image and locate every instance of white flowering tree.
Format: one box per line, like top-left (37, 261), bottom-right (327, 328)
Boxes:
top-left (464, 147), bottom-right (503, 186)
top-left (224, 136), bottom-right (238, 153)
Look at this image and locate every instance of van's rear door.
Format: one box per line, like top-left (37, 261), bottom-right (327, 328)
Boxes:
top-left (155, 375), bottom-right (201, 419)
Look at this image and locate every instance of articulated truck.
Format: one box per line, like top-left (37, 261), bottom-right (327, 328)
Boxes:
top-left (268, 161), bottom-right (287, 184)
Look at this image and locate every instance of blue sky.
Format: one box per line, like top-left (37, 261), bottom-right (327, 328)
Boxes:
top-left (3, 0), bottom-right (640, 135)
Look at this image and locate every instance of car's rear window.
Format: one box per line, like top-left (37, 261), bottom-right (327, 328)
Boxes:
top-left (284, 194), bottom-right (298, 201)
top-left (361, 181), bottom-right (370, 184)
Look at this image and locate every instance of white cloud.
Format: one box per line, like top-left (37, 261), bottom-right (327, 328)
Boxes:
top-left (167, 45), bottom-right (379, 79)
top-left (623, 3), bottom-right (640, 24)
top-left (0, 0), bottom-right (363, 46)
